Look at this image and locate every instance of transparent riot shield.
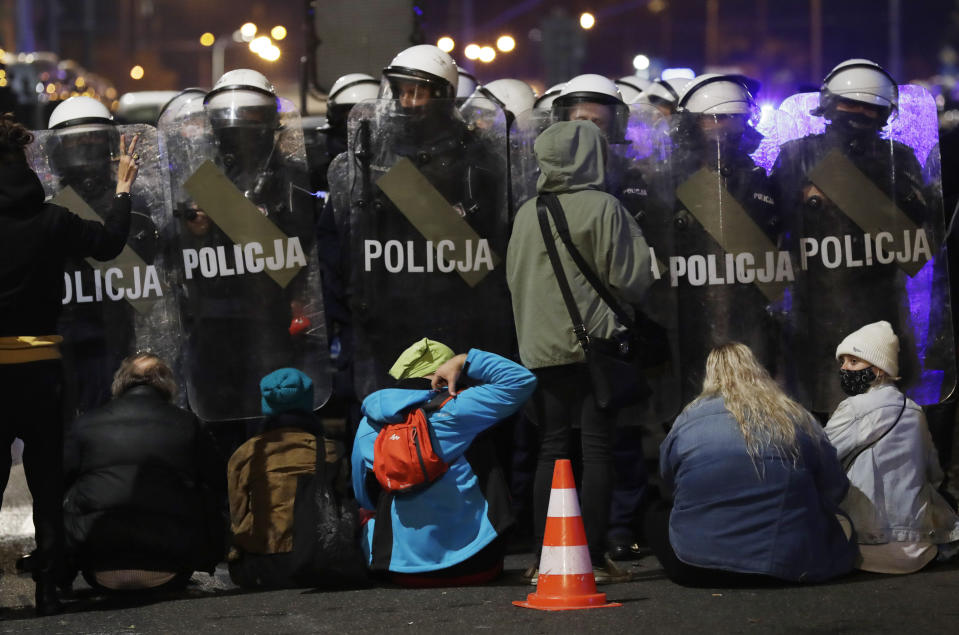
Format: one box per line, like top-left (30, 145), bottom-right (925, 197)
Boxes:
top-left (664, 109), bottom-right (789, 406)
top-left (159, 96), bottom-right (330, 421)
top-left (27, 123), bottom-right (182, 414)
top-left (616, 103), bottom-right (683, 423)
top-left (772, 85), bottom-right (954, 413)
top-left (345, 97), bottom-right (513, 396)
top-left (508, 109), bottom-right (542, 216)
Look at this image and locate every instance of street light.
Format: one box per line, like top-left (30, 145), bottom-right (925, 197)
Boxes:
top-left (239, 22), bottom-right (257, 41)
top-left (632, 54), bottom-right (650, 71)
top-left (200, 32), bottom-right (215, 47)
top-left (130, 65), bottom-right (145, 80)
top-left (496, 35), bottom-right (515, 52)
top-left (270, 26), bottom-right (287, 41)
top-left (464, 44), bottom-right (481, 60)
top-left (249, 36), bottom-right (272, 55)
top-left (580, 12), bottom-right (596, 29)
top-left (437, 36), bottom-right (455, 53)
top-left (478, 46), bottom-right (496, 63)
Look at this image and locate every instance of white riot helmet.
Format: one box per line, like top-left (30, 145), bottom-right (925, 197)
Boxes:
top-left (328, 73), bottom-right (379, 107)
top-left (382, 44), bottom-right (458, 100)
top-left (327, 73), bottom-right (379, 128)
top-left (639, 77), bottom-right (692, 114)
top-left (204, 68), bottom-right (279, 129)
top-left (204, 69), bottom-right (280, 175)
top-left (533, 83), bottom-right (564, 112)
top-left (483, 79), bottom-right (536, 117)
top-left (457, 68), bottom-right (478, 102)
top-left (615, 76), bottom-right (650, 104)
top-left (552, 74), bottom-right (629, 143)
top-left (676, 74), bottom-right (760, 122)
top-left (157, 87), bottom-right (206, 126)
top-left (48, 95), bottom-right (113, 129)
top-left (813, 58), bottom-right (898, 120)
top-left (46, 96), bottom-right (118, 193)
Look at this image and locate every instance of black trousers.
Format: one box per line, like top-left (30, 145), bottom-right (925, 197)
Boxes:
top-left (530, 364), bottom-right (615, 566)
top-left (0, 359), bottom-right (65, 576)
top-left (644, 500), bottom-right (783, 588)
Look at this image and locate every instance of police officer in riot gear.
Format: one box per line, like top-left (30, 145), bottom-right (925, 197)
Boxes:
top-left (308, 73), bottom-right (380, 193)
top-left (772, 59), bottom-right (936, 417)
top-left (44, 97), bottom-right (159, 415)
top-left (342, 44), bottom-right (510, 395)
top-left (162, 68), bottom-right (327, 424)
top-left (669, 73), bottom-right (780, 399)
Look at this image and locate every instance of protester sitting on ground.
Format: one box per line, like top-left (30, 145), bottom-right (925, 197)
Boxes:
top-left (351, 339), bottom-right (536, 587)
top-left (61, 353), bottom-right (228, 593)
top-left (649, 342), bottom-right (857, 586)
top-left (825, 321), bottom-right (959, 574)
top-left (228, 368), bottom-right (365, 589)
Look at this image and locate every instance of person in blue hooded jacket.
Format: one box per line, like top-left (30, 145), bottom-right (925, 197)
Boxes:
top-left (351, 338), bottom-right (536, 586)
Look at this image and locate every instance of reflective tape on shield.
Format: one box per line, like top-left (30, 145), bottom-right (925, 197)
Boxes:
top-left (675, 168), bottom-right (785, 302)
top-left (53, 187), bottom-right (159, 314)
top-left (184, 160), bottom-right (302, 289)
top-left (375, 157), bottom-right (500, 288)
top-left (808, 148), bottom-right (927, 277)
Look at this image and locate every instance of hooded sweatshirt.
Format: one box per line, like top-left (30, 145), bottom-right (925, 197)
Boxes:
top-left (506, 120), bottom-right (652, 369)
top-left (0, 160), bottom-right (130, 346)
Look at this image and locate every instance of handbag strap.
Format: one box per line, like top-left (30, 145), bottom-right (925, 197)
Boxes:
top-left (541, 193), bottom-right (635, 330)
top-left (841, 392), bottom-right (908, 472)
top-left (536, 198), bottom-right (591, 351)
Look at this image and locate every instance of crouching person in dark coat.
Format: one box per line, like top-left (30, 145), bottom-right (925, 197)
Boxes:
top-left (62, 353), bottom-right (228, 592)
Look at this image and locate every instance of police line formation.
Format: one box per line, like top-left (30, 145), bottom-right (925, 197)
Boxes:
top-left (27, 45), bottom-right (952, 424)
top-left (3, 40), bottom-right (959, 616)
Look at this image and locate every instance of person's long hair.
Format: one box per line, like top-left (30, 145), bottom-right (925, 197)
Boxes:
top-left (688, 342), bottom-right (822, 468)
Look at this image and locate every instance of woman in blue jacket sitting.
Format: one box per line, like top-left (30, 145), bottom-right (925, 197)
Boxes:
top-left (648, 342), bottom-right (856, 586)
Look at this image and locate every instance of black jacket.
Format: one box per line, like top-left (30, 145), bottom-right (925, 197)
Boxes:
top-left (63, 385), bottom-right (228, 573)
top-left (0, 161), bottom-right (130, 336)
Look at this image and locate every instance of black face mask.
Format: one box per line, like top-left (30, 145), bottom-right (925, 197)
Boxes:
top-left (59, 166), bottom-right (114, 201)
top-left (840, 367), bottom-right (877, 396)
top-left (831, 110), bottom-right (883, 141)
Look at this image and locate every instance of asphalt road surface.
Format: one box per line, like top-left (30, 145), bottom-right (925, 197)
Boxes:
top-left (4, 459), bottom-right (959, 632)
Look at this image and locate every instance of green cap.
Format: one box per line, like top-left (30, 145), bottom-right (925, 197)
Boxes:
top-left (389, 338), bottom-right (455, 380)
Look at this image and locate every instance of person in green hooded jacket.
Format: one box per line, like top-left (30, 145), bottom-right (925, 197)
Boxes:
top-left (506, 120), bottom-right (652, 583)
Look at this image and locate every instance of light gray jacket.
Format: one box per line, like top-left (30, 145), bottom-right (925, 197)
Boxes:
top-left (825, 383), bottom-right (959, 545)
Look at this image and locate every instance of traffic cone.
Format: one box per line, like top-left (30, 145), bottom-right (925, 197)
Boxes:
top-left (513, 459), bottom-right (621, 611)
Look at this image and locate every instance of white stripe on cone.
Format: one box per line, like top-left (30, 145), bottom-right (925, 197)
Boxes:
top-left (539, 545), bottom-right (593, 576)
top-left (546, 487), bottom-right (581, 518)
top-left (0, 503), bottom-right (34, 541)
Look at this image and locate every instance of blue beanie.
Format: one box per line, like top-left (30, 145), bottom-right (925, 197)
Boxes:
top-left (260, 368), bottom-right (314, 415)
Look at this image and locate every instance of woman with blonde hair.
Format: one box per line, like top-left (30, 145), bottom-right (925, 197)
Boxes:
top-left (648, 342), bottom-right (856, 586)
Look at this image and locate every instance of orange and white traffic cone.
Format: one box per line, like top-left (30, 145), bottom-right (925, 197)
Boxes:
top-left (513, 459), bottom-right (621, 611)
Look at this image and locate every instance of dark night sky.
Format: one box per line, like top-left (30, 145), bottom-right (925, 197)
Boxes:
top-left (28, 1), bottom-right (959, 101)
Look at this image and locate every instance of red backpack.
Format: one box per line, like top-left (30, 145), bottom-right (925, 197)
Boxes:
top-left (373, 392), bottom-right (457, 494)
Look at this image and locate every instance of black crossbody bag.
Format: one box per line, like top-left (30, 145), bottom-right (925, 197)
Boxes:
top-left (536, 194), bottom-right (653, 410)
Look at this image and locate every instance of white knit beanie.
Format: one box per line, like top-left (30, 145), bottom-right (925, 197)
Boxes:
top-left (835, 321), bottom-right (899, 377)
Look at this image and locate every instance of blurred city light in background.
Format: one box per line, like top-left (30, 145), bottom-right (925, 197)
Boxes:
top-left (129, 65), bottom-right (145, 80)
top-left (496, 35), bottom-right (515, 53)
top-left (437, 36), bottom-right (455, 53)
top-left (200, 32), bottom-right (215, 47)
top-left (662, 67), bottom-right (696, 80)
top-left (580, 12), bottom-right (595, 29)
top-left (249, 36), bottom-right (272, 55)
top-left (464, 43), bottom-right (481, 60)
top-left (239, 22), bottom-right (257, 41)
top-left (270, 26), bottom-right (287, 41)
top-left (633, 54), bottom-right (650, 71)
top-left (479, 46), bottom-right (496, 63)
